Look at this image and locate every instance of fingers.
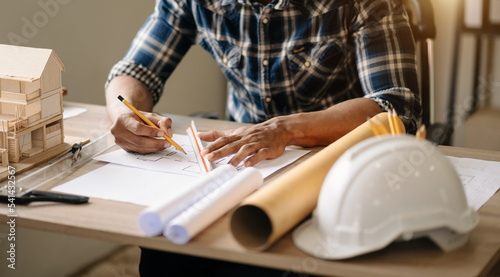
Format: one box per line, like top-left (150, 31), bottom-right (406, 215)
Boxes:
top-left (200, 126), bottom-right (286, 167)
top-left (228, 143), bottom-right (266, 167)
top-left (122, 113), bottom-right (163, 138)
top-left (241, 148), bottom-right (272, 167)
top-left (199, 130), bottom-right (233, 156)
top-left (201, 134), bottom-right (240, 161)
top-left (197, 130), bottom-right (227, 142)
top-left (111, 112), bottom-right (174, 154)
top-left (155, 116), bottom-right (173, 138)
top-left (115, 136), bottom-right (169, 154)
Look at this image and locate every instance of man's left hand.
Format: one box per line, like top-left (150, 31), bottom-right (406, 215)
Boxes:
top-left (198, 118), bottom-right (293, 167)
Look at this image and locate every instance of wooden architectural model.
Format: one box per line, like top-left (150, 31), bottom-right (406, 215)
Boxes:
top-left (0, 44), bottom-right (65, 167)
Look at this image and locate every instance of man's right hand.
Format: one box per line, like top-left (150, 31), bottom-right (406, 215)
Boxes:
top-left (106, 76), bottom-right (174, 154)
top-left (110, 111), bottom-right (174, 154)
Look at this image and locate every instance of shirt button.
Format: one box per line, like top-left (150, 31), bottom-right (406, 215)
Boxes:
top-left (262, 59), bottom-right (269, 66)
top-left (222, 57), bottom-right (228, 64)
top-left (262, 17), bottom-right (269, 24)
top-left (265, 97), bottom-right (272, 103)
top-left (304, 61), bottom-right (311, 68)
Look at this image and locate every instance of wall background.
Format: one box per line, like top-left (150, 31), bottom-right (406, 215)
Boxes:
top-left (431, 0), bottom-right (500, 147)
top-left (0, 0), bottom-right (227, 119)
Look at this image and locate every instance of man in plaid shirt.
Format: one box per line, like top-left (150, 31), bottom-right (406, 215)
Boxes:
top-left (106, 0), bottom-right (421, 274)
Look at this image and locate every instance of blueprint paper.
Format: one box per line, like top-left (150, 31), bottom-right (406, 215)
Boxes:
top-left (53, 135), bottom-right (309, 206)
top-left (164, 167), bottom-right (263, 244)
top-left (447, 156), bottom-right (500, 211)
top-left (93, 134), bottom-right (309, 178)
top-left (138, 165), bottom-right (237, 236)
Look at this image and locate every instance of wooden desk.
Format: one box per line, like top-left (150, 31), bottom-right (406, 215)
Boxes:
top-left (1, 102), bottom-right (500, 277)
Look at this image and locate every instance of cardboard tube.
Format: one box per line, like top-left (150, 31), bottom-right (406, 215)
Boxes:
top-left (230, 112), bottom-right (404, 251)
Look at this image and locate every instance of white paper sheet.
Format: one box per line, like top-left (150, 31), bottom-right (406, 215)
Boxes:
top-left (63, 105), bottom-right (88, 119)
top-left (164, 167), bottom-right (263, 244)
top-left (448, 156), bottom-right (500, 211)
top-left (53, 164), bottom-right (198, 206)
top-left (53, 137), bottom-right (308, 207)
top-left (94, 134), bottom-right (309, 178)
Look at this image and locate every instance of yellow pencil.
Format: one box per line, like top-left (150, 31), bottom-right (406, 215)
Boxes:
top-left (392, 109), bottom-right (403, 134)
top-left (387, 109), bottom-right (396, 135)
top-left (416, 124), bottom-right (427, 140)
top-left (118, 95), bottom-right (187, 154)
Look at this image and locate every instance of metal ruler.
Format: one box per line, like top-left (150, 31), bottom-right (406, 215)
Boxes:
top-left (0, 131), bottom-right (115, 198)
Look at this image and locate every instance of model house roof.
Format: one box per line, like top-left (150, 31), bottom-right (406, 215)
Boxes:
top-left (0, 44), bottom-right (65, 83)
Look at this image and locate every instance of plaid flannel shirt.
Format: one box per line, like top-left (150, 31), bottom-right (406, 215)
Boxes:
top-left (106, 0), bottom-right (422, 133)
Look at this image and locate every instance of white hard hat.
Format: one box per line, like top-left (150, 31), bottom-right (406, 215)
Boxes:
top-left (293, 135), bottom-right (479, 260)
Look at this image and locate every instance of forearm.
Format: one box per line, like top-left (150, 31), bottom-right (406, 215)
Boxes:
top-left (281, 98), bottom-right (382, 147)
top-left (105, 76), bottom-right (155, 122)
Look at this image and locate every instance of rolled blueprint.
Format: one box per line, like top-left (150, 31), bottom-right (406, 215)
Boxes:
top-left (230, 112), bottom-right (404, 251)
top-left (138, 164), bottom-right (237, 236)
top-left (164, 167), bottom-right (263, 244)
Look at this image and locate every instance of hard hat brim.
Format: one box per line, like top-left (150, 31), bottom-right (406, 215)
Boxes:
top-left (292, 219), bottom-right (375, 260)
